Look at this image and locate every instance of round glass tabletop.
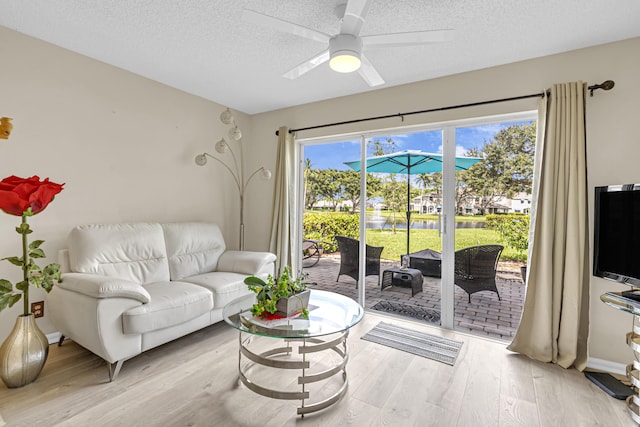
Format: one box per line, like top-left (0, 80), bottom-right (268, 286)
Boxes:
top-left (223, 289), bottom-right (364, 338)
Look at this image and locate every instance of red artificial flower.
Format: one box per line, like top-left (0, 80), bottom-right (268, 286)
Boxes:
top-left (0, 175), bottom-right (64, 216)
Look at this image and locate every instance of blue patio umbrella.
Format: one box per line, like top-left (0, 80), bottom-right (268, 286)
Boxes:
top-left (344, 150), bottom-right (482, 255)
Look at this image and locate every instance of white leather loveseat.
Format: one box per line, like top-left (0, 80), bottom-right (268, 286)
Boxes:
top-left (47, 222), bottom-right (276, 380)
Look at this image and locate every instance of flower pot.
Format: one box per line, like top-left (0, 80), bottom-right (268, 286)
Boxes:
top-left (275, 289), bottom-right (311, 317)
top-left (0, 314), bottom-right (49, 388)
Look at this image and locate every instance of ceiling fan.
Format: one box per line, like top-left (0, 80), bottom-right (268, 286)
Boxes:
top-left (242, 0), bottom-right (454, 87)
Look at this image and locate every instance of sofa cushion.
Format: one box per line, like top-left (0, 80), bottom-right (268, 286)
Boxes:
top-left (217, 250), bottom-right (277, 276)
top-left (68, 223), bottom-right (170, 284)
top-left (162, 222), bottom-right (226, 280)
top-left (122, 282), bottom-right (213, 334)
top-left (181, 272), bottom-right (253, 308)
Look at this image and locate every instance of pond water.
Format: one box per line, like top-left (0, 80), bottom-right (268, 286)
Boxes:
top-left (366, 218), bottom-right (485, 230)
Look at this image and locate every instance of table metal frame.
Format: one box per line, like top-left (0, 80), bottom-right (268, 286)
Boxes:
top-left (601, 291), bottom-right (640, 424)
top-left (237, 329), bottom-right (349, 416)
top-left (224, 290), bottom-right (362, 417)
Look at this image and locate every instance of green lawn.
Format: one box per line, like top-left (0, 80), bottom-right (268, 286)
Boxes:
top-left (305, 210), bottom-right (524, 262)
top-left (366, 227), bottom-right (522, 262)
top-left (376, 212), bottom-right (486, 223)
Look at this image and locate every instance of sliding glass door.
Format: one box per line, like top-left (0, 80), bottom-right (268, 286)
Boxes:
top-left (297, 112), bottom-right (535, 339)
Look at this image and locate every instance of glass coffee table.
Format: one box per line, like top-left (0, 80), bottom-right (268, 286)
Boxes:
top-left (223, 289), bottom-right (363, 416)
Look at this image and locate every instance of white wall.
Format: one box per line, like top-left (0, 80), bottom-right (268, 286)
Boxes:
top-left (0, 28), bottom-right (262, 340)
top-left (248, 37), bottom-right (640, 366)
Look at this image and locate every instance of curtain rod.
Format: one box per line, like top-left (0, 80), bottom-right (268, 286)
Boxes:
top-left (275, 80), bottom-right (614, 136)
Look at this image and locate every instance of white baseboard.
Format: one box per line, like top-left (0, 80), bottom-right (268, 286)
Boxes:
top-left (46, 331), bottom-right (62, 345)
top-left (587, 357), bottom-right (627, 376)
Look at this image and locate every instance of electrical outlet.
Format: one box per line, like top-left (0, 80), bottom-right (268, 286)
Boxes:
top-left (31, 301), bottom-right (44, 318)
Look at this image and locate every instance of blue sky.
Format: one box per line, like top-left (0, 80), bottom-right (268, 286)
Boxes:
top-left (304, 121), bottom-right (530, 171)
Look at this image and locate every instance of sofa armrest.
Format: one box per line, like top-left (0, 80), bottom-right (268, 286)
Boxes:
top-left (58, 273), bottom-right (151, 303)
top-left (217, 250), bottom-right (277, 276)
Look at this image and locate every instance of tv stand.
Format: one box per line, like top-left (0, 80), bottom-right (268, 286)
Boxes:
top-left (601, 291), bottom-right (640, 424)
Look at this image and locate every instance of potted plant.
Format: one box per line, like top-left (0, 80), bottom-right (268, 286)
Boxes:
top-left (0, 175), bottom-right (64, 388)
top-left (244, 266), bottom-right (311, 319)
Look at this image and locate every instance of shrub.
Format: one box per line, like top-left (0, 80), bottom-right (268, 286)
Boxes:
top-left (303, 212), bottom-right (359, 253)
top-left (486, 214), bottom-right (530, 262)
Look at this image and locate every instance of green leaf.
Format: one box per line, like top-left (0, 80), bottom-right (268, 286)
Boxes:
top-left (0, 294), bottom-right (11, 311)
top-left (15, 280), bottom-right (28, 291)
top-left (43, 263), bottom-right (61, 280)
top-left (0, 279), bottom-right (13, 294)
top-left (8, 293), bottom-right (21, 308)
top-left (29, 248), bottom-right (46, 259)
top-left (250, 304), bottom-right (264, 317)
top-left (17, 222), bottom-right (30, 233)
top-left (244, 276), bottom-right (267, 286)
top-left (2, 256), bottom-right (24, 267)
top-left (40, 263), bottom-right (61, 292)
top-left (41, 277), bottom-right (54, 292)
top-left (29, 240), bottom-right (45, 249)
top-left (264, 299), bottom-right (277, 314)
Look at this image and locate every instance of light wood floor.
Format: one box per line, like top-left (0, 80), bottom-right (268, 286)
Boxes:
top-left (0, 312), bottom-right (633, 427)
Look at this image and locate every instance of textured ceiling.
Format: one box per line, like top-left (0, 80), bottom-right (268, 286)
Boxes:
top-left (1, 0), bottom-right (640, 114)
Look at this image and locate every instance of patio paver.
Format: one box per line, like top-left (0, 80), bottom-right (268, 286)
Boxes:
top-left (303, 255), bottom-right (524, 341)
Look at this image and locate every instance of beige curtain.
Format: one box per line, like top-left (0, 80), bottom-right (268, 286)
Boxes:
top-left (269, 127), bottom-right (298, 274)
top-left (507, 82), bottom-right (590, 370)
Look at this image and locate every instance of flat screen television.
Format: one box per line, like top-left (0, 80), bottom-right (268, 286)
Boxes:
top-left (593, 184), bottom-right (640, 286)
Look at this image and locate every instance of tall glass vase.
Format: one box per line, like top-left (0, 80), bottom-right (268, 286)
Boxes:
top-left (0, 313), bottom-right (49, 388)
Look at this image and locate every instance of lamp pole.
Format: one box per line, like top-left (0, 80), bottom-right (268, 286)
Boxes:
top-left (195, 146), bottom-right (271, 251)
top-left (195, 108), bottom-right (272, 250)
top-left (239, 167), bottom-right (272, 251)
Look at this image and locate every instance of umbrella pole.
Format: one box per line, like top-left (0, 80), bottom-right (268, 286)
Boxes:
top-left (406, 171), bottom-right (411, 256)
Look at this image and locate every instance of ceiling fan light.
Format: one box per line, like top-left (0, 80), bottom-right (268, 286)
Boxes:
top-left (329, 34), bottom-right (362, 73)
top-left (330, 53), bottom-right (361, 73)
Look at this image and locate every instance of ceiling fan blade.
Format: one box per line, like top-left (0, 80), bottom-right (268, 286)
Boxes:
top-left (358, 54), bottom-right (384, 87)
top-left (340, 0), bottom-right (371, 36)
top-left (283, 49), bottom-right (330, 80)
top-left (242, 9), bottom-right (330, 43)
top-left (362, 29), bottom-right (455, 48)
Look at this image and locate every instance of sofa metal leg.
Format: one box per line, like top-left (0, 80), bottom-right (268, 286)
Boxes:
top-left (108, 360), bottom-right (124, 382)
top-left (58, 335), bottom-right (66, 347)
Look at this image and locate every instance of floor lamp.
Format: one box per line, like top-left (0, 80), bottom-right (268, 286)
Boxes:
top-left (195, 108), bottom-right (272, 251)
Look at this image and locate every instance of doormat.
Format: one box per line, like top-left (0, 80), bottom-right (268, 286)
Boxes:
top-left (361, 322), bottom-right (463, 366)
top-left (371, 300), bottom-right (441, 324)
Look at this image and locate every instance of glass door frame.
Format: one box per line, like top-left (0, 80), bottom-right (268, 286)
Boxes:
top-left (296, 110), bottom-right (536, 331)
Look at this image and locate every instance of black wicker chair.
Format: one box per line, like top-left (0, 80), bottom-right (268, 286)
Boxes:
top-left (454, 244), bottom-right (504, 302)
top-left (334, 235), bottom-right (383, 286)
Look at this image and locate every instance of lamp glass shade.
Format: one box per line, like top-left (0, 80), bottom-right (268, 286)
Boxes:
top-left (220, 108), bottom-right (234, 125)
top-left (228, 127), bottom-right (242, 141)
top-left (215, 139), bottom-right (228, 153)
top-left (261, 168), bottom-right (273, 180)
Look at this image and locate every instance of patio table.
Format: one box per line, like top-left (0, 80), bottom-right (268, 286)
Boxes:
top-left (403, 248), bottom-right (442, 278)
